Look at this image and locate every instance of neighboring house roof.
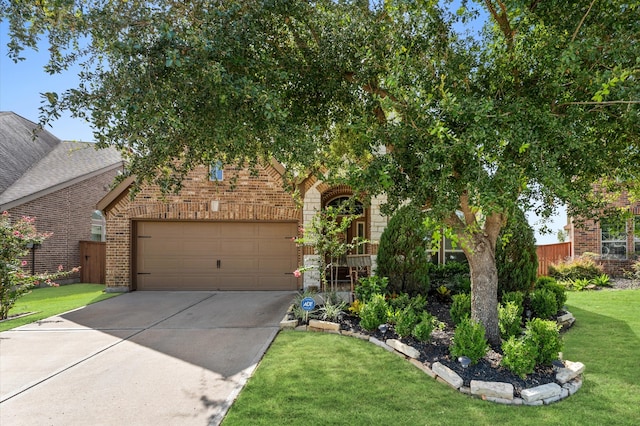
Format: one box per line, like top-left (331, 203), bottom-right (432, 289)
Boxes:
top-left (0, 111), bottom-right (124, 210)
top-left (0, 111), bottom-right (60, 193)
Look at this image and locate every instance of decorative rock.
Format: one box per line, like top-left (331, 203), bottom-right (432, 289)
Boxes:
top-left (512, 398), bottom-right (524, 406)
top-left (543, 394), bottom-right (563, 405)
top-left (409, 359), bottom-right (436, 378)
top-left (341, 330), bottom-right (369, 340)
top-left (369, 336), bottom-right (394, 352)
top-left (562, 377), bottom-right (583, 395)
top-left (557, 312), bottom-right (575, 330)
top-left (387, 339), bottom-right (421, 359)
top-left (279, 318), bottom-right (298, 329)
top-left (523, 399), bottom-right (544, 406)
top-left (432, 362), bottom-right (463, 389)
top-left (470, 380), bottom-right (514, 400)
top-left (556, 360), bottom-right (585, 384)
top-left (485, 396), bottom-right (514, 404)
top-left (459, 386), bottom-right (471, 395)
top-left (521, 383), bottom-right (562, 403)
top-left (308, 319), bottom-right (340, 331)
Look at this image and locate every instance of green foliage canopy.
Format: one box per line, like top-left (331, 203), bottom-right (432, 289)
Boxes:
top-left (3, 0), bottom-right (638, 343)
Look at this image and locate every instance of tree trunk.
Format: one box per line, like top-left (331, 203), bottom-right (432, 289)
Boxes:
top-left (465, 233), bottom-right (501, 346)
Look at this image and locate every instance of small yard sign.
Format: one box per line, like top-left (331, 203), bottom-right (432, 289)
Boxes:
top-left (301, 297), bottom-right (316, 311)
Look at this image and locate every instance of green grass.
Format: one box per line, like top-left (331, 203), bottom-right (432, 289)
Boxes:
top-left (0, 284), bottom-right (120, 332)
top-left (223, 290), bottom-right (640, 426)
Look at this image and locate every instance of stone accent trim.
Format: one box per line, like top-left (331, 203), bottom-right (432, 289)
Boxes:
top-left (282, 315), bottom-right (584, 405)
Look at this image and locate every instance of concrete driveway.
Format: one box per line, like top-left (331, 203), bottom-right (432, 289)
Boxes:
top-left (0, 291), bottom-right (295, 426)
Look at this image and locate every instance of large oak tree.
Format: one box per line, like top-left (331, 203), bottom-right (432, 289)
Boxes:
top-left (3, 0), bottom-right (638, 344)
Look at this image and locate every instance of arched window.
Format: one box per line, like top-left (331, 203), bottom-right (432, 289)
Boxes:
top-left (325, 196), bottom-right (364, 216)
top-left (91, 210), bottom-right (106, 242)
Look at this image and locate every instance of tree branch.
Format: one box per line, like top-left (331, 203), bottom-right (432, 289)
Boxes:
top-left (571, 0), bottom-right (597, 43)
top-left (484, 0), bottom-right (515, 48)
top-left (560, 100), bottom-right (640, 106)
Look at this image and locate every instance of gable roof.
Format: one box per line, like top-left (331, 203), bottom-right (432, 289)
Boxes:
top-left (0, 111), bottom-right (60, 193)
top-left (0, 111), bottom-right (124, 210)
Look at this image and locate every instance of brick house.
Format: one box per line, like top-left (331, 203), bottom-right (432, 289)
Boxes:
top-left (0, 111), bottom-right (123, 281)
top-left (566, 191), bottom-right (640, 276)
top-left (97, 161), bottom-right (389, 292)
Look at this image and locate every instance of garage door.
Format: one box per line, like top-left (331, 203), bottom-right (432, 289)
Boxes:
top-left (135, 221), bottom-right (299, 290)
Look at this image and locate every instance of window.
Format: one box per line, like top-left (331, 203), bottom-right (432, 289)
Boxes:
top-left (91, 210), bottom-right (106, 242)
top-left (356, 221), bottom-right (366, 254)
top-left (210, 161), bottom-right (224, 181)
top-left (444, 236), bottom-right (467, 263)
top-left (600, 218), bottom-right (627, 259)
top-left (634, 215), bottom-right (640, 254)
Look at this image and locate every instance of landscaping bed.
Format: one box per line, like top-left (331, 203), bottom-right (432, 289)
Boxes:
top-left (337, 296), bottom-right (562, 397)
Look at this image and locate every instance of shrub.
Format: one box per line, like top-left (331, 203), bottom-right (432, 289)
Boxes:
top-left (348, 299), bottom-right (363, 316)
top-left (359, 294), bottom-right (390, 331)
top-left (548, 255), bottom-right (604, 281)
top-left (394, 307), bottom-right (419, 338)
top-left (318, 298), bottom-right (346, 322)
top-left (535, 277), bottom-right (567, 309)
top-left (501, 336), bottom-right (538, 378)
top-left (499, 301), bottom-right (523, 339)
top-left (501, 291), bottom-right (525, 311)
top-left (496, 207), bottom-right (538, 294)
top-left (412, 311), bottom-right (436, 342)
top-left (591, 274), bottom-right (611, 287)
top-left (529, 288), bottom-right (558, 319)
top-left (624, 260), bottom-right (640, 280)
top-left (525, 318), bottom-right (563, 365)
top-left (376, 205), bottom-right (431, 295)
top-left (450, 318), bottom-right (489, 365)
top-left (428, 261), bottom-right (470, 293)
top-left (408, 294), bottom-right (428, 313)
top-left (450, 292), bottom-right (471, 325)
top-left (387, 292), bottom-right (411, 311)
top-left (355, 276), bottom-right (389, 303)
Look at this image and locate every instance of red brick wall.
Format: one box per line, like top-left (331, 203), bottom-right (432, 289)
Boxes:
top-left (9, 168), bottom-right (121, 282)
top-left (571, 191), bottom-right (640, 277)
top-left (104, 164), bottom-right (302, 290)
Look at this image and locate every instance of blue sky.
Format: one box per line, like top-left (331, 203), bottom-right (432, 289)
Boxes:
top-left (0, 18), bottom-right (565, 243)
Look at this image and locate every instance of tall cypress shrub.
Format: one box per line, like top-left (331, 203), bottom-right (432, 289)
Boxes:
top-left (496, 207), bottom-right (538, 296)
top-left (376, 205), bottom-right (431, 295)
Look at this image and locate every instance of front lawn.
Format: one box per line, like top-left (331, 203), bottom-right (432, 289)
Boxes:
top-left (222, 289), bottom-right (640, 426)
top-left (0, 284), bottom-right (120, 332)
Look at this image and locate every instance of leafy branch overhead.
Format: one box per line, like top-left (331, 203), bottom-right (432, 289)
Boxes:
top-left (2, 0), bottom-right (637, 344)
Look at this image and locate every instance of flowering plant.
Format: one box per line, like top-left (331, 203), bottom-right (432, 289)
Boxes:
top-left (293, 202), bottom-right (367, 292)
top-left (0, 211), bottom-right (79, 320)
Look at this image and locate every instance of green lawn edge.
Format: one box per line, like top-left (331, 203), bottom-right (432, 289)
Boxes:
top-left (0, 284), bottom-right (120, 332)
top-left (223, 289), bottom-right (640, 426)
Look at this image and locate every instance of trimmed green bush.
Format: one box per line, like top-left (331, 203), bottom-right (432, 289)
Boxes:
top-left (499, 301), bottom-right (523, 339)
top-left (376, 205), bottom-right (431, 295)
top-left (496, 207), bottom-right (538, 295)
top-left (501, 335), bottom-right (537, 378)
top-left (535, 276), bottom-right (567, 309)
top-left (450, 318), bottom-right (489, 365)
top-left (501, 291), bottom-right (525, 311)
top-left (529, 288), bottom-right (558, 319)
top-left (525, 318), bottom-right (563, 365)
top-left (450, 292), bottom-right (471, 325)
top-left (394, 307), bottom-right (419, 338)
top-left (355, 276), bottom-right (389, 303)
top-left (412, 311), bottom-right (436, 342)
top-left (359, 294), bottom-right (389, 331)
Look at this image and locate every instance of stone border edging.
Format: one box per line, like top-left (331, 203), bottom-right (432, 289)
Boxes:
top-left (280, 315), bottom-right (584, 405)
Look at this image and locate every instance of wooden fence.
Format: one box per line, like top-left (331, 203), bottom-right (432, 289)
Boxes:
top-left (80, 241), bottom-right (106, 284)
top-left (536, 242), bottom-right (572, 276)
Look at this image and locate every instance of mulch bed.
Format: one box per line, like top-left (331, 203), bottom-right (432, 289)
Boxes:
top-left (337, 297), bottom-right (559, 397)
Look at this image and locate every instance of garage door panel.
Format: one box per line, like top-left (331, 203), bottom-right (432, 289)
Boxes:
top-left (136, 221), bottom-right (298, 291)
